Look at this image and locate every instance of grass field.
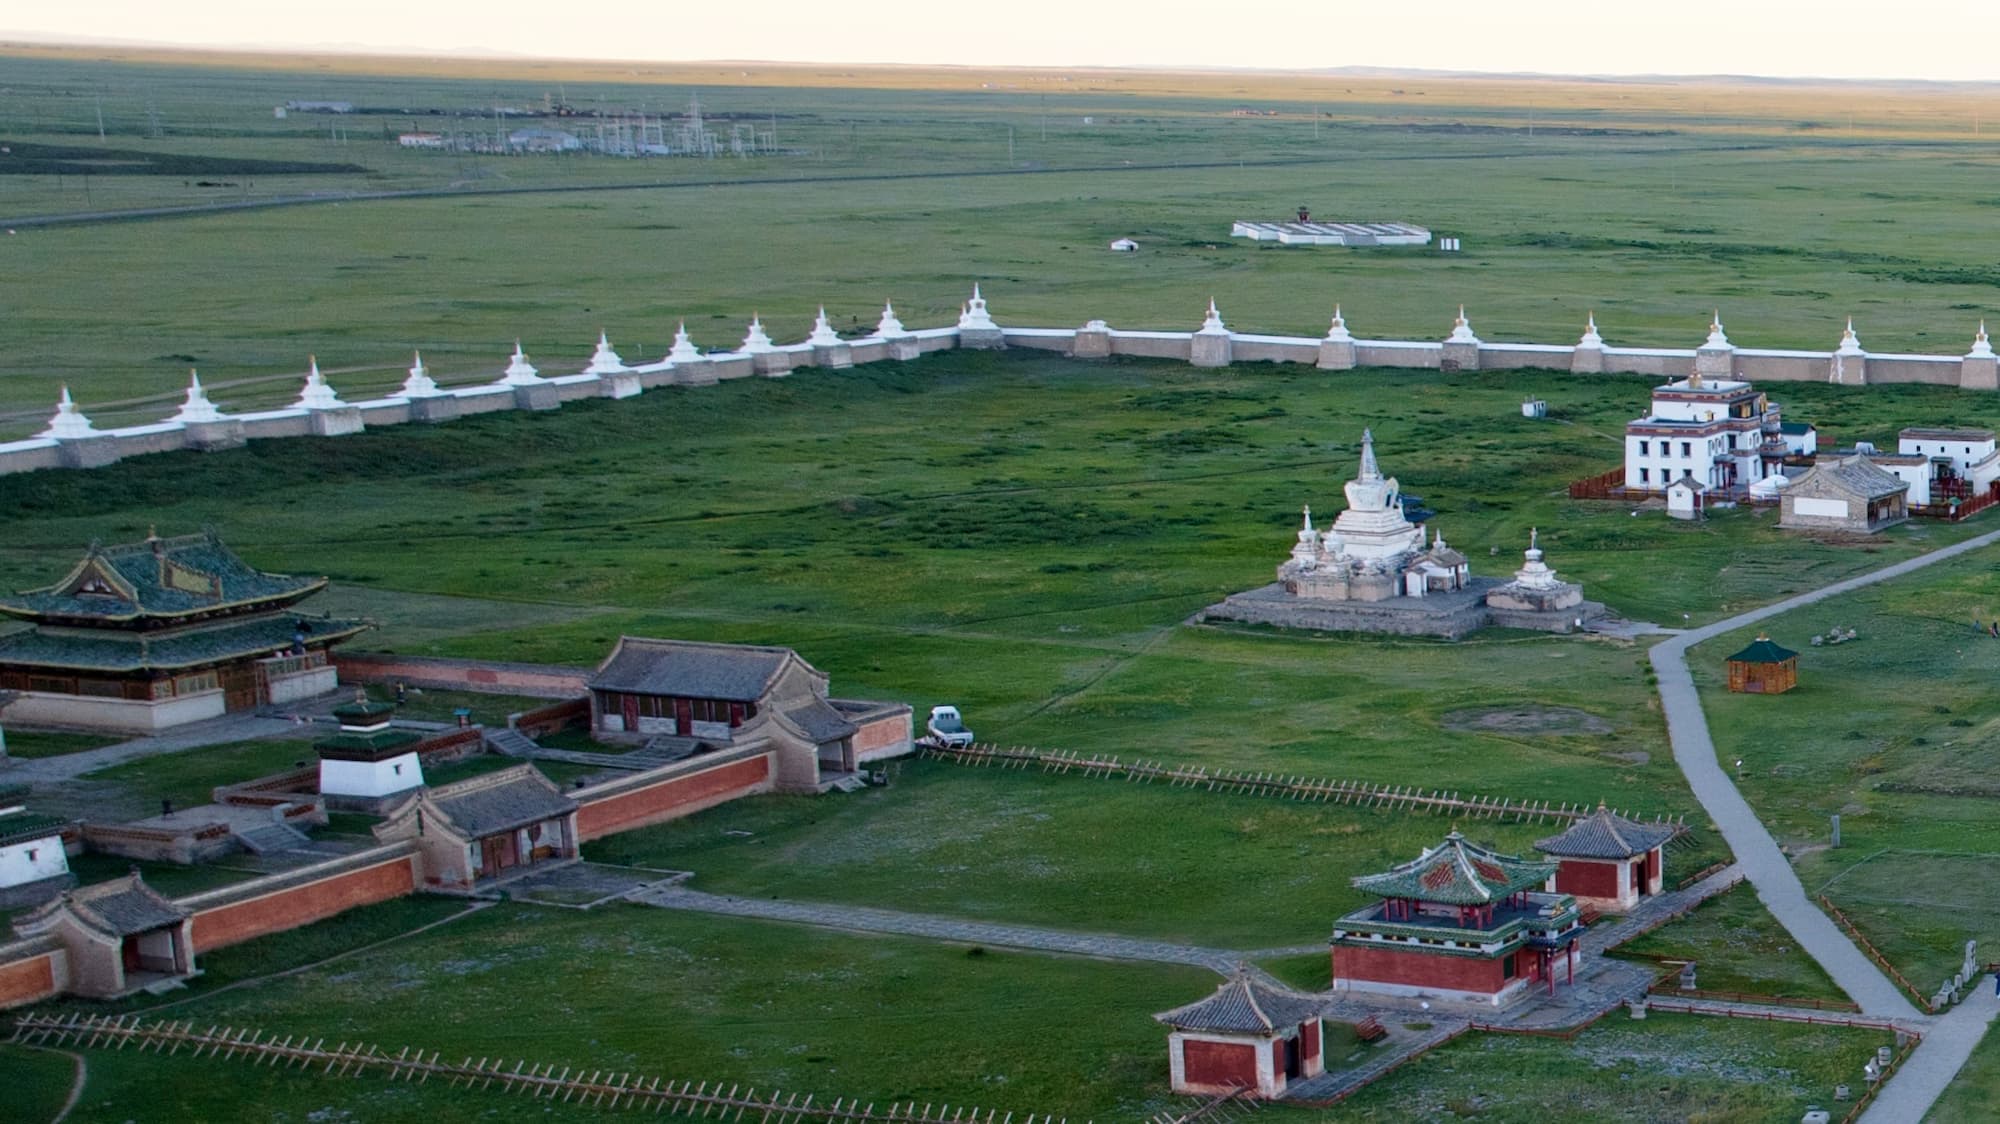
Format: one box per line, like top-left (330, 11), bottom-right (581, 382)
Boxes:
top-left (1608, 885), bottom-right (1847, 1003)
top-left (1693, 556), bottom-right (2000, 992)
top-left (12, 50), bottom-right (2000, 423)
top-left (1932, 1023), bottom-right (2000, 1123)
top-left (0, 730), bottom-right (116, 759)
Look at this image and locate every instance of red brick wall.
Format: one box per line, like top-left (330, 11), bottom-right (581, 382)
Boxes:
top-left (1182, 1038), bottom-right (1258, 1088)
top-left (189, 855), bottom-right (418, 953)
top-left (1301, 1020), bottom-right (1320, 1065)
top-left (1555, 858), bottom-right (1623, 899)
top-left (575, 754), bottom-right (771, 841)
top-left (1333, 943), bottom-right (1508, 993)
top-left (0, 951), bottom-right (58, 1010)
top-left (853, 714), bottom-right (908, 753)
top-left (334, 655), bottom-right (587, 698)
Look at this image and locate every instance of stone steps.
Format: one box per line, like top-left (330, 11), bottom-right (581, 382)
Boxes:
top-left (235, 822), bottom-right (311, 855)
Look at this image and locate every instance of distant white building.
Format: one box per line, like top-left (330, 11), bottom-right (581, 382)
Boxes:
top-left (1898, 427), bottom-right (2000, 498)
top-left (0, 806), bottom-right (70, 893)
top-left (1230, 220), bottom-right (1431, 247)
top-left (397, 132), bottom-right (446, 148)
top-left (1623, 373), bottom-right (1811, 494)
top-left (1109, 238), bottom-right (1138, 252)
top-left (507, 127), bottom-right (583, 153)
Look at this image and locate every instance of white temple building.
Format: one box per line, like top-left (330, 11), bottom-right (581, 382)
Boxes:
top-left (1622, 365), bottom-right (1813, 494)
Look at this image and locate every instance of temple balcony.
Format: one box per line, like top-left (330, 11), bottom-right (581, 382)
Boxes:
top-left (1332, 892), bottom-right (1582, 948)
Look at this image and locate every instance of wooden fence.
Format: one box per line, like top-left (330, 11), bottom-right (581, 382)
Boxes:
top-left (1567, 467), bottom-right (1628, 500)
top-left (11, 1014), bottom-right (1079, 1123)
top-left (1911, 489), bottom-right (1999, 522)
top-left (1818, 894), bottom-right (1936, 1012)
top-left (921, 743), bottom-right (1689, 832)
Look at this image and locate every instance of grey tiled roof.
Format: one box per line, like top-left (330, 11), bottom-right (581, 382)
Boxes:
top-left (1154, 971), bottom-right (1321, 1035)
top-left (1535, 805), bottom-right (1677, 860)
top-left (0, 531), bottom-right (323, 622)
top-left (588, 637), bottom-right (801, 701)
top-left (17, 872), bottom-right (187, 938)
top-left (1800, 455), bottom-right (1907, 501)
top-left (429, 766), bottom-right (577, 838)
top-left (0, 612), bottom-right (370, 672)
top-left (783, 698), bottom-right (858, 744)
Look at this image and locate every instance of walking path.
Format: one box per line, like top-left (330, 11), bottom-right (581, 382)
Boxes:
top-left (1646, 523), bottom-right (2000, 1113)
top-left (0, 713), bottom-right (308, 783)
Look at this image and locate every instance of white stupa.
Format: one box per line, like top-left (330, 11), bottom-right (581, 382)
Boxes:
top-left (38, 387), bottom-right (98, 440)
top-left (667, 322), bottom-right (701, 364)
top-left (1445, 305), bottom-right (1481, 345)
top-left (874, 301), bottom-right (909, 338)
top-left (169, 371), bottom-right (225, 424)
top-left (957, 284), bottom-right (998, 332)
top-left (1486, 528), bottom-right (1585, 613)
top-left (1577, 312), bottom-right (1605, 349)
top-left (1196, 298), bottom-right (1229, 336)
top-left (1972, 321), bottom-right (1996, 360)
top-left (1703, 311), bottom-right (1731, 349)
top-left (399, 351), bottom-right (442, 397)
top-left (500, 342), bottom-right (544, 386)
top-left (1289, 506), bottom-right (1319, 567)
top-left (807, 307), bottom-right (843, 347)
top-left (294, 357), bottom-right (346, 410)
top-left (584, 331), bottom-right (629, 375)
top-left (1323, 429), bottom-right (1426, 564)
top-left (1835, 317), bottom-right (1864, 357)
top-left (739, 315), bottom-right (776, 354)
top-left (1324, 305), bottom-right (1353, 343)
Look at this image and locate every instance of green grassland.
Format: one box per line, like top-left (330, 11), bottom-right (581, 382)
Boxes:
top-left (0, 730), bottom-right (116, 758)
top-left (1607, 884), bottom-right (1848, 1002)
top-left (1932, 1023), bottom-right (2000, 1123)
top-left (12, 52), bottom-right (2000, 426)
top-left (1694, 558), bottom-right (2000, 992)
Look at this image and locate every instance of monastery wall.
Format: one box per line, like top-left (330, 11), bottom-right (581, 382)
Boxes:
top-left (182, 846), bottom-right (421, 953)
top-left (572, 748), bottom-right (773, 841)
top-left (8, 296), bottom-right (2000, 479)
top-left (0, 938), bottom-right (63, 1010)
top-left (333, 653), bottom-right (589, 699)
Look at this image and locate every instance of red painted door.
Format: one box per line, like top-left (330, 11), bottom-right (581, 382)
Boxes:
top-left (674, 698), bottom-right (693, 736)
top-left (620, 695), bottom-right (639, 731)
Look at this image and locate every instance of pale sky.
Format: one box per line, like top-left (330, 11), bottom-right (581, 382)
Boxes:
top-left (7, 0), bottom-right (2000, 82)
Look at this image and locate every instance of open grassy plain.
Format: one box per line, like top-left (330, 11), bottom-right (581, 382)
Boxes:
top-left (12, 50), bottom-right (2000, 428)
top-left (1694, 556), bottom-right (2000, 995)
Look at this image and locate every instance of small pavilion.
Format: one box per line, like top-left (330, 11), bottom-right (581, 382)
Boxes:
top-left (373, 765), bottom-right (579, 887)
top-left (1331, 832), bottom-right (1583, 1007)
top-left (11, 871), bottom-right (195, 998)
top-left (1153, 968), bottom-right (1324, 1099)
top-left (1534, 803), bottom-right (1675, 913)
top-left (1726, 634), bottom-right (1798, 694)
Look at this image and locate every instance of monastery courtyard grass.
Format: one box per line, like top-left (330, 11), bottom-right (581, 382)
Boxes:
top-left (1695, 555), bottom-right (2000, 991)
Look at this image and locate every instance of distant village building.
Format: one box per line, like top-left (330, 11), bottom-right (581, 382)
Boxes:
top-left (283, 100), bottom-right (354, 114)
top-left (1725, 634), bottom-right (1799, 695)
top-left (1109, 238), bottom-right (1138, 252)
top-left (1330, 833), bottom-right (1584, 1006)
top-left (0, 530), bottom-right (369, 733)
top-left (1534, 805), bottom-right (1673, 913)
top-left (397, 132), bottom-right (446, 148)
top-left (506, 127), bottom-right (583, 153)
top-left (1623, 371), bottom-right (1811, 494)
top-left (1153, 969), bottom-right (1325, 1098)
top-left (586, 638), bottom-right (912, 785)
top-left (1898, 427), bottom-right (2000, 502)
top-left (1778, 456), bottom-right (1909, 533)
top-left (12, 872), bottom-right (194, 998)
top-left (1230, 219), bottom-right (1431, 247)
top-left (374, 764), bottom-right (579, 887)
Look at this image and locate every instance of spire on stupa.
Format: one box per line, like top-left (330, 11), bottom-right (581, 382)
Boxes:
top-left (1835, 316), bottom-right (1864, 356)
top-left (807, 306), bottom-right (842, 347)
top-left (38, 386), bottom-right (98, 440)
top-left (1325, 305), bottom-right (1353, 343)
top-left (295, 356), bottom-right (346, 410)
top-left (875, 301), bottom-right (908, 338)
top-left (958, 284), bottom-right (998, 331)
top-left (1703, 311), bottom-right (1732, 349)
top-left (1578, 311), bottom-right (1604, 349)
top-left (667, 321), bottom-right (701, 364)
top-left (1446, 305), bottom-right (1480, 344)
top-left (1971, 320), bottom-right (1996, 360)
top-left (1358, 428), bottom-right (1381, 481)
top-left (1197, 298), bottom-right (1228, 335)
top-left (170, 370), bottom-right (224, 424)
top-left (500, 341), bottom-right (543, 385)
top-left (400, 350), bottom-right (441, 397)
top-left (584, 331), bottom-right (629, 375)
top-left (740, 315), bottom-right (775, 354)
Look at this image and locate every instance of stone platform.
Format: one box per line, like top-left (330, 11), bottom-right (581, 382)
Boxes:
top-left (1199, 580), bottom-right (1604, 639)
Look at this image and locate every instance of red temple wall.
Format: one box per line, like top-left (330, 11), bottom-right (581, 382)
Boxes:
top-left (1334, 944), bottom-right (1508, 992)
top-left (1301, 1020), bottom-right (1320, 1065)
top-left (1555, 859), bottom-right (1623, 899)
top-left (1182, 1038), bottom-right (1258, 1088)
top-left (575, 754), bottom-right (771, 841)
top-left (0, 950), bottom-right (59, 1010)
top-left (190, 854), bottom-right (418, 953)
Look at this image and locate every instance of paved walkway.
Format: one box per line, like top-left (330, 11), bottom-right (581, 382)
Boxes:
top-left (1860, 977), bottom-right (2000, 1123)
top-left (632, 886), bottom-right (1257, 972)
top-left (1, 712), bottom-right (309, 783)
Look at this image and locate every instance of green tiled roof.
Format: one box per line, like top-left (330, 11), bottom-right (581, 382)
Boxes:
top-left (0, 613), bottom-right (370, 673)
top-left (1728, 637), bottom-right (1797, 664)
top-left (0, 810), bottom-right (68, 847)
top-left (0, 530), bottom-right (324, 623)
top-left (1351, 832), bottom-right (1555, 906)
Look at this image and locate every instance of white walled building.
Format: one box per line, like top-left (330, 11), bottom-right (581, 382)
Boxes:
top-left (1899, 428), bottom-right (2000, 498)
top-left (316, 696), bottom-right (424, 804)
top-left (0, 807), bottom-right (71, 893)
top-left (1623, 373), bottom-right (1806, 494)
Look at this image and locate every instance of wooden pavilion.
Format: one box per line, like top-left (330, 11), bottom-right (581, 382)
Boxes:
top-left (1726, 634), bottom-right (1798, 694)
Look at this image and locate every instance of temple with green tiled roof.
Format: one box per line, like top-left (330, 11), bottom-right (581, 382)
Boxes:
top-left (1331, 832), bottom-right (1584, 1007)
top-left (0, 529), bottom-right (370, 733)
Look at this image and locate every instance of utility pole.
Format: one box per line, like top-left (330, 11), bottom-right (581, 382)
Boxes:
top-left (1008, 125), bottom-right (1014, 163)
top-left (94, 96), bottom-right (106, 141)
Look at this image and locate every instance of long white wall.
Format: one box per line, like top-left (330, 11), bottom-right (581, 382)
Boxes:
top-left (5, 298), bottom-right (1994, 478)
